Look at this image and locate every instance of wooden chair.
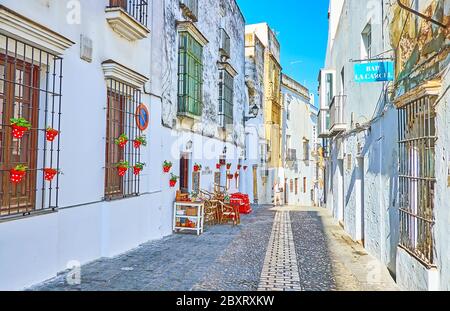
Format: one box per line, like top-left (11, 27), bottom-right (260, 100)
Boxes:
top-left (217, 200), bottom-right (240, 226)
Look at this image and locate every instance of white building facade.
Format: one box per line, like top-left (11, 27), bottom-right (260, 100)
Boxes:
top-left (0, 0), bottom-right (248, 290)
top-left (320, 0), bottom-right (450, 291)
top-left (281, 74), bottom-right (318, 206)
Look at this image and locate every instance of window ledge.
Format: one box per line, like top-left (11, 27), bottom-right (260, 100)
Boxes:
top-left (218, 61), bottom-right (238, 77)
top-left (177, 111), bottom-right (202, 121)
top-left (102, 59), bottom-right (149, 89)
top-left (0, 5), bottom-right (74, 55)
top-left (393, 79), bottom-right (442, 108)
top-left (177, 21), bottom-right (208, 46)
top-left (105, 7), bottom-right (150, 41)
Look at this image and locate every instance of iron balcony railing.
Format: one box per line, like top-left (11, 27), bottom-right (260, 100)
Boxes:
top-left (180, 0), bottom-right (199, 22)
top-left (108, 0), bottom-right (149, 27)
top-left (329, 95), bottom-right (346, 134)
top-left (220, 28), bottom-right (231, 59)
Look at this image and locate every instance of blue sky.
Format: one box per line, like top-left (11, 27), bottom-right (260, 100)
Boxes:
top-left (236, 0), bottom-right (329, 105)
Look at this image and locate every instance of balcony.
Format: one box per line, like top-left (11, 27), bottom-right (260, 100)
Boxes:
top-left (220, 28), bottom-right (231, 59)
top-left (318, 108), bottom-right (330, 138)
top-left (180, 0), bottom-right (199, 22)
top-left (106, 0), bottom-right (150, 41)
top-left (329, 95), bottom-right (347, 135)
top-left (286, 149), bottom-right (297, 162)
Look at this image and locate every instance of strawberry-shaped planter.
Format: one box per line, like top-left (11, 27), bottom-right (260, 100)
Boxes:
top-left (115, 134), bottom-right (128, 149)
top-left (193, 163), bottom-right (202, 172)
top-left (133, 135), bottom-right (147, 149)
top-left (44, 168), bottom-right (58, 181)
top-left (115, 160), bottom-right (129, 177)
top-left (46, 127), bottom-right (59, 142)
top-left (227, 174), bottom-right (234, 180)
top-left (170, 174), bottom-right (179, 188)
top-left (216, 163), bottom-right (221, 170)
top-left (226, 163), bottom-right (232, 170)
top-left (133, 162), bottom-right (145, 176)
top-left (237, 165), bottom-right (242, 170)
top-left (243, 166), bottom-right (248, 171)
top-left (10, 164), bottom-right (27, 184)
top-left (10, 118), bottom-right (31, 139)
top-left (163, 161), bottom-right (172, 173)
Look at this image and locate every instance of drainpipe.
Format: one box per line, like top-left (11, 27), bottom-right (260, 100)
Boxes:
top-left (397, 0), bottom-right (447, 29)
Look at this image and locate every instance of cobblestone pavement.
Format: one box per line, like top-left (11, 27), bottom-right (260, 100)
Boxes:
top-left (30, 205), bottom-right (398, 291)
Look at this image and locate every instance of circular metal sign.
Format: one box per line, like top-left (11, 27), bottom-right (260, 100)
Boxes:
top-left (135, 104), bottom-right (149, 131)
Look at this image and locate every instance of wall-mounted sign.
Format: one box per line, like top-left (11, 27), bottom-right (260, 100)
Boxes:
top-left (135, 104), bottom-right (149, 131)
top-left (354, 61), bottom-right (394, 83)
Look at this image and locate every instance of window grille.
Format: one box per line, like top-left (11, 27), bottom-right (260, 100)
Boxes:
top-left (104, 79), bottom-right (142, 200)
top-left (0, 33), bottom-right (62, 218)
top-left (108, 0), bottom-right (149, 27)
top-left (178, 32), bottom-right (203, 117)
top-left (398, 95), bottom-right (436, 266)
top-left (218, 69), bottom-right (234, 127)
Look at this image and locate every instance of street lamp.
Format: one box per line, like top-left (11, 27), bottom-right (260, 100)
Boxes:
top-left (244, 104), bottom-right (260, 122)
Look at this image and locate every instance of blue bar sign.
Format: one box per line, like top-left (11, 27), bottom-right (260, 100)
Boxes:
top-left (354, 61), bottom-right (394, 83)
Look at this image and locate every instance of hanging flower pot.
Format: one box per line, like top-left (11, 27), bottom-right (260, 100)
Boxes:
top-left (216, 163), bottom-right (221, 170)
top-left (234, 172), bottom-right (239, 179)
top-left (133, 135), bottom-right (147, 149)
top-left (163, 161), bottom-right (172, 173)
top-left (226, 163), bottom-right (232, 170)
top-left (237, 165), bottom-right (242, 170)
top-left (115, 134), bottom-right (128, 149)
top-left (115, 160), bottom-right (129, 177)
top-left (46, 127), bottom-right (59, 142)
top-left (227, 174), bottom-right (234, 180)
top-left (193, 163), bottom-right (202, 172)
top-left (10, 118), bottom-right (31, 139)
top-left (243, 166), bottom-right (248, 171)
top-left (10, 164), bottom-right (27, 184)
top-left (170, 173), bottom-right (179, 188)
top-left (133, 162), bottom-right (145, 175)
top-left (44, 168), bottom-right (58, 181)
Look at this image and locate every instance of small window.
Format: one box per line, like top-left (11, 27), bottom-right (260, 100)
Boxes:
top-left (362, 22), bottom-right (372, 59)
top-left (326, 73), bottom-right (334, 106)
top-left (218, 69), bottom-right (234, 127)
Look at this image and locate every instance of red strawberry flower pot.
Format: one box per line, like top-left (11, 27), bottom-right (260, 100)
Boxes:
top-left (216, 164), bottom-right (221, 170)
top-left (226, 163), bottom-right (232, 170)
top-left (46, 127), bottom-right (59, 142)
top-left (163, 161), bottom-right (172, 173)
top-left (10, 165), bottom-right (27, 184)
top-left (44, 168), bottom-right (58, 181)
top-left (133, 163), bottom-right (145, 176)
top-left (115, 160), bottom-right (129, 177)
top-left (10, 118), bottom-right (31, 139)
top-left (243, 166), bottom-right (248, 171)
top-left (133, 135), bottom-right (147, 149)
top-left (227, 174), bottom-right (234, 180)
top-left (237, 165), bottom-right (242, 170)
top-left (115, 134), bottom-right (128, 149)
top-left (170, 174), bottom-right (179, 188)
top-left (193, 163), bottom-right (202, 172)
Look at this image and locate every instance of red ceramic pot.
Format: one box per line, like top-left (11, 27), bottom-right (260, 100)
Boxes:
top-left (44, 168), bottom-right (58, 181)
top-left (12, 125), bottom-right (28, 139)
top-left (133, 167), bottom-right (142, 175)
top-left (163, 166), bottom-right (172, 173)
top-left (169, 180), bottom-right (177, 187)
top-left (133, 140), bottom-right (142, 149)
top-left (117, 167), bottom-right (128, 177)
top-left (46, 129), bottom-right (59, 142)
top-left (10, 169), bottom-right (26, 184)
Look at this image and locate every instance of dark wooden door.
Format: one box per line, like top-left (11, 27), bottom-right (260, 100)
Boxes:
top-left (0, 55), bottom-right (39, 214)
top-left (180, 155), bottom-right (189, 193)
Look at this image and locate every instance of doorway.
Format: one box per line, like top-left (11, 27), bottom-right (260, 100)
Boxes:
top-left (356, 157), bottom-right (365, 245)
top-left (337, 159), bottom-right (344, 225)
top-left (180, 153), bottom-right (190, 193)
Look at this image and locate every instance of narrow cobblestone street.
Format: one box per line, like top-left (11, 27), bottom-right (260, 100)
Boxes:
top-left (31, 205), bottom-right (398, 291)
